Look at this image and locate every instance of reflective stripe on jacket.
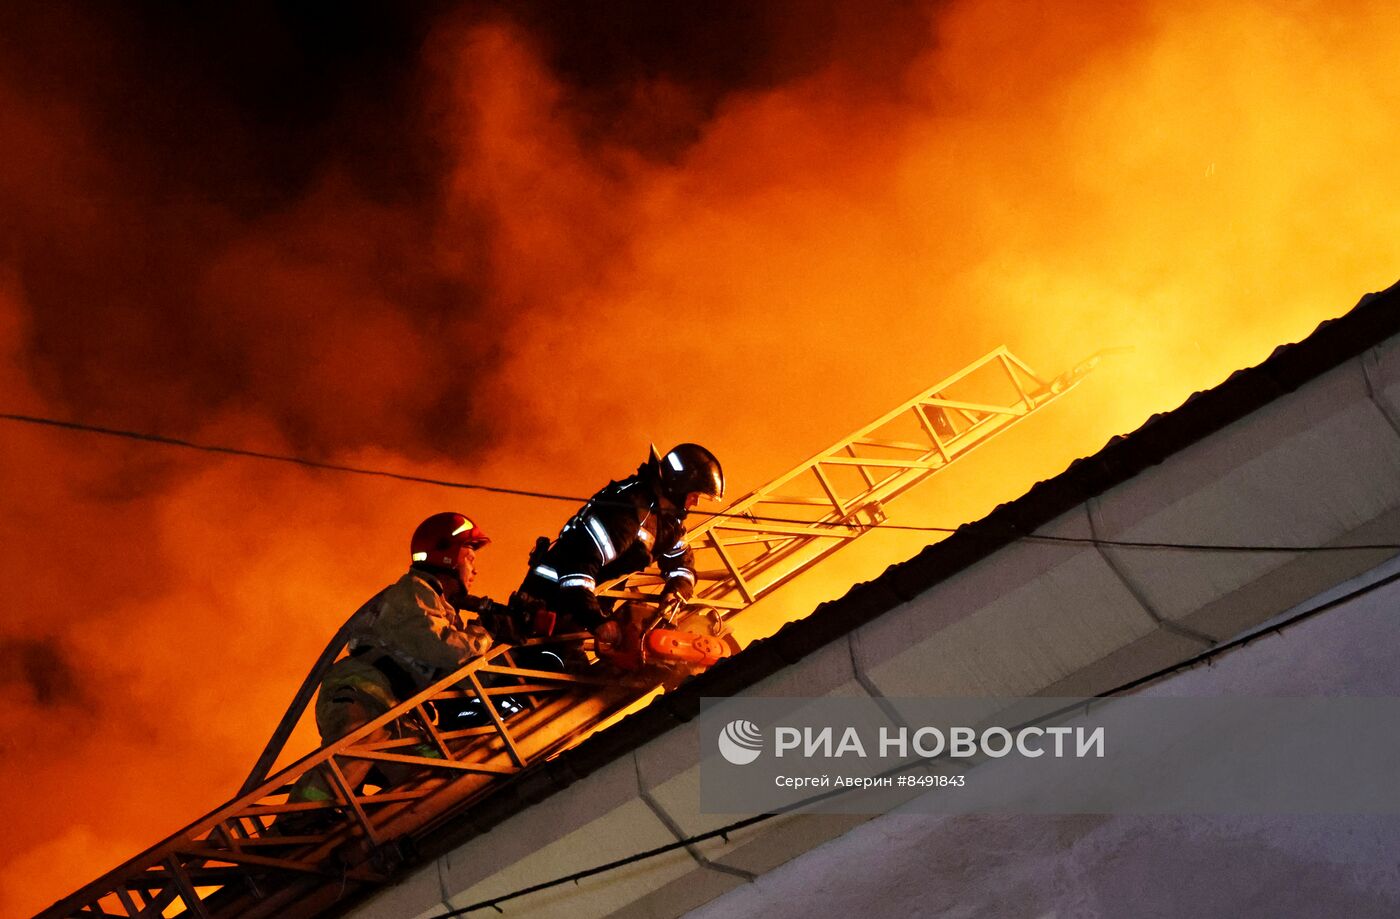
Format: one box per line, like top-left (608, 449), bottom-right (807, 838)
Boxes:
top-left (522, 474), bottom-right (697, 627)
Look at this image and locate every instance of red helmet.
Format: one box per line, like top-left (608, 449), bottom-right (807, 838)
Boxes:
top-left (410, 512), bottom-right (491, 569)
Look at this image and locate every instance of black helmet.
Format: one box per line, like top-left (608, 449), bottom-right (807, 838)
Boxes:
top-left (652, 443), bottom-right (724, 505)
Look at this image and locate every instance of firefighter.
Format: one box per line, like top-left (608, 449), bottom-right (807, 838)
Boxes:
top-left (512, 443), bottom-right (724, 647)
top-left (286, 511), bottom-right (495, 810)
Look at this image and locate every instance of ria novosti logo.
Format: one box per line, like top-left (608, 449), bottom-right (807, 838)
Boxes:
top-left (717, 719), bottom-right (764, 765)
top-left (716, 719), bottom-right (1106, 767)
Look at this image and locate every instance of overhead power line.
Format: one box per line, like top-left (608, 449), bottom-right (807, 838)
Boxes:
top-left (4, 410), bottom-right (1400, 556)
top-left (426, 564), bottom-right (1400, 917)
top-left (0, 411), bottom-right (580, 504)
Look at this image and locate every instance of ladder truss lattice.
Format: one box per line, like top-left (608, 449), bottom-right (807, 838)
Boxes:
top-left (601, 346), bottom-right (1096, 617)
top-left (38, 346), bottom-right (1097, 919)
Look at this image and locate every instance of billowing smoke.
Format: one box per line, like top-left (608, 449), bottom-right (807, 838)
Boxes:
top-left (3, 1), bottom-right (1398, 912)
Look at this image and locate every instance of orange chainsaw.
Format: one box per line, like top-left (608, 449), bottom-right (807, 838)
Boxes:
top-left (595, 597), bottom-right (735, 676)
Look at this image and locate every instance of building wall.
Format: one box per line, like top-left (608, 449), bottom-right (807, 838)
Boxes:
top-left (684, 557), bottom-right (1400, 919)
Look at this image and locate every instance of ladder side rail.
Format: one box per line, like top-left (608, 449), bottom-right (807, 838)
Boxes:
top-left (36, 638), bottom-right (626, 919)
top-left (216, 686), bottom-right (648, 919)
top-left (685, 347), bottom-right (1016, 539)
top-left (617, 367), bottom-right (1093, 615)
top-left (595, 351), bottom-right (1056, 613)
top-left (661, 398), bottom-right (1029, 603)
top-left (598, 365), bottom-right (1002, 607)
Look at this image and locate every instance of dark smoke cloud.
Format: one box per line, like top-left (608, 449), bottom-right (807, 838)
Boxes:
top-left (502, 0), bottom-right (934, 158)
top-left (0, 1), bottom-right (931, 467)
top-left (0, 638), bottom-right (84, 708)
top-left (0, 2), bottom-right (446, 210)
top-left (0, 2), bottom-right (483, 460)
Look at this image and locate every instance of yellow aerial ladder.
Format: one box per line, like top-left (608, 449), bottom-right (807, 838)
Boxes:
top-left (38, 346), bottom-right (1100, 919)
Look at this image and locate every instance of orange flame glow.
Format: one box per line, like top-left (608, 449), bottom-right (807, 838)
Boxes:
top-left (2, 2), bottom-right (1398, 913)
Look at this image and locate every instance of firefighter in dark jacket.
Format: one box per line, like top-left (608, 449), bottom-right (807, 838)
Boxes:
top-left (514, 443), bottom-right (724, 645)
top-left (287, 511), bottom-right (495, 806)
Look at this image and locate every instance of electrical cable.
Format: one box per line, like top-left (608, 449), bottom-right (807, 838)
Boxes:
top-left (424, 564), bottom-right (1400, 917)
top-left (5, 410), bottom-right (1400, 556)
top-left (0, 411), bottom-right (579, 504)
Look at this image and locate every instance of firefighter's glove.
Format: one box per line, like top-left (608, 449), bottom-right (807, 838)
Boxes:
top-left (477, 598), bottom-right (523, 644)
top-left (463, 620), bottom-right (494, 657)
top-left (593, 619), bottom-right (622, 649)
top-left (498, 592), bottom-right (557, 642)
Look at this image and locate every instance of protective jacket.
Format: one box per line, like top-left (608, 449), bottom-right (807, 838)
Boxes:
top-left (288, 568), bottom-right (493, 805)
top-left (517, 470), bottom-right (697, 629)
top-left (322, 568), bottom-right (494, 709)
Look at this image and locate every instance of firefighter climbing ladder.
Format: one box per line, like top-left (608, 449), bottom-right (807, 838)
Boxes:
top-left (601, 347), bottom-right (1103, 621)
top-left (39, 346), bottom-right (1100, 919)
